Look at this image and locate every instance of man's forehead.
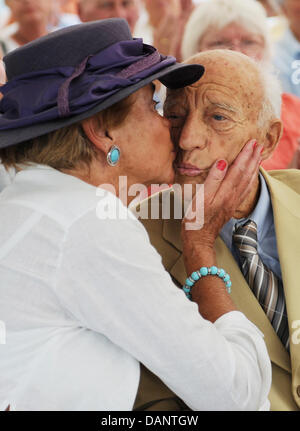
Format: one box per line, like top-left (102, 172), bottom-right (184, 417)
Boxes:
top-left (166, 63), bottom-right (262, 110)
top-left (188, 51), bottom-right (261, 88)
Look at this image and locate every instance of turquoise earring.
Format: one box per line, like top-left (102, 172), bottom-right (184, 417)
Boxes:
top-left (107, 145), bottom-right (120, 167)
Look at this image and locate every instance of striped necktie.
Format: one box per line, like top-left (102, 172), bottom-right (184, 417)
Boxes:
top-left (232, 220), bottom-right (289, 350)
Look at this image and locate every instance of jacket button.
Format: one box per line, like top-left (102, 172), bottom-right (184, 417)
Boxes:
top-left (297, 386), bottom-right (300, 398)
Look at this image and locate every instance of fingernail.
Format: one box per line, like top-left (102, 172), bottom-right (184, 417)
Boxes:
top-left (217, 160), bottom-right (227, 171)
top-left (260, 146), bottom-right (264, 154)
top-left (252, 140), bottom-right (258, 150)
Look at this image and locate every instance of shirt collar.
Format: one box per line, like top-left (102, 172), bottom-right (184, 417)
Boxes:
top-left (220, 173), bottom-right (273, 245)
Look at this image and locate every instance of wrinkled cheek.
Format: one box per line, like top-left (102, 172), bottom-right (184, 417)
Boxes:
top-left (212, 138), bottom-right (239, 165)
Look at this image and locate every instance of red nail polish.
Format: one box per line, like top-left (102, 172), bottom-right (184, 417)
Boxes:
top-left (252, 140), bottom-right (258, 150)
top-left (217, 160), bottom-right (227, 171)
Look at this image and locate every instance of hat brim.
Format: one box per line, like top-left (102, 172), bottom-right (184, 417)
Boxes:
top-left (0, 62), bottom-right (204, 148)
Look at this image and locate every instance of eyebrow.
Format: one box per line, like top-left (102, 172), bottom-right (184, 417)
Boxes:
top-left (210, 102), bottom-right (239, 114)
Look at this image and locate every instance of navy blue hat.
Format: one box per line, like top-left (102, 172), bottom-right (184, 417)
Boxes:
top-left (0, 19), bottom-right (204, 148)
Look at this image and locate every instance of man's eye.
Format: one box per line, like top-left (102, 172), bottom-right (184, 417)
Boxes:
top-left (213, 114), bottom-right (226, 121)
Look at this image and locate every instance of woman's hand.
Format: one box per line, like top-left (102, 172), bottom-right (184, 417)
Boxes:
top-left (182, 139), bottom-right (262, 253)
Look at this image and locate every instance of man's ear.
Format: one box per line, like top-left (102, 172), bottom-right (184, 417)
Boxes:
top-left (81, 115), bottom-right (113, 156)
top-left (261, 118), bottom-right (283, 161)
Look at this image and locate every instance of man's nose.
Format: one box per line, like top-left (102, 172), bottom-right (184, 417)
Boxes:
top-left (179, 117), bottom-right (208, 151)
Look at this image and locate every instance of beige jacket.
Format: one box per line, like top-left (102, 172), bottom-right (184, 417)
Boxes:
top-left (137, 169), bottom-right (300, 411)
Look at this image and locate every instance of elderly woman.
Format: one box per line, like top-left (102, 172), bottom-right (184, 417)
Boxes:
top-left (0, 19), bottom-right (269, 411)
top-left (181, 0), bottom-right (300, 170)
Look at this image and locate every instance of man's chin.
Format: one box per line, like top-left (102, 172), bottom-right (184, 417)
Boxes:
top-left (174, 172), bottom-right (208, 186)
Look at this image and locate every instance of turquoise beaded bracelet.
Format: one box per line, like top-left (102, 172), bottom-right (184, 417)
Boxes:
top-left (183, 266), bottom-right (232, 300)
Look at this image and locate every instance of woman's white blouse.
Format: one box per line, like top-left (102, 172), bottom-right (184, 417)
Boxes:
top-left (0, 163), bottom-right (15, 192)
top-left (0, 165), bottom-right (271, 411)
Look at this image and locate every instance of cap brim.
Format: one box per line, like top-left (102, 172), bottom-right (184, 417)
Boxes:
top-left (0, 63), bottom-right (204, 148)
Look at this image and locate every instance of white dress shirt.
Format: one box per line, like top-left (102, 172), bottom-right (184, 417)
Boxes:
top-left (0, 164), bottom-right (271, 411)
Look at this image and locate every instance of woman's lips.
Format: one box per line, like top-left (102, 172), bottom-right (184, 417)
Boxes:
top-left (175, 162), bottom-right (209, 177)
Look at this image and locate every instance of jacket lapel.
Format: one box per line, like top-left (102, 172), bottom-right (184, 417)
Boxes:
top-left (263, 170), bottom-right (300, 378)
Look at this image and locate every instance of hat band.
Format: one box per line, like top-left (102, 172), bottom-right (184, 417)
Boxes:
top-left (57, 47), bottom-right (161, 119)
top-left (0, 39), bottom-right (175, 132)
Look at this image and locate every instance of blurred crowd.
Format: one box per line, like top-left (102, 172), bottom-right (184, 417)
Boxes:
top-left (0, 0), bottom-right (299, 169)
top-left (0, 1), bottom-right (289, 59)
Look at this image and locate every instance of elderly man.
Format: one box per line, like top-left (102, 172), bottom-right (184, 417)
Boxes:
top-left (77, 0), bottom-right (141, 33)
top-left (136, 50), bottom-right (300, 411)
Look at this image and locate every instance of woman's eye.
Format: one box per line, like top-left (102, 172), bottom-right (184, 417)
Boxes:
top-left (166, 114), bottom-right (181, 120)
top-left (165, 114), bottom-right (184, 128)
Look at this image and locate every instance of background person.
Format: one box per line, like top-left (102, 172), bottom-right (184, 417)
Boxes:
top-left (258, 0), bottom-right (284, 17)
top-left (77, 0), bottom-right (141, 33)
top-left (48, 0), bottom-right (81, 29)
top-left (273, 0), bottom-right (300, 98)
top-left (181, 0), bottom-right (300, 170)
top-left (140, 0), bottom-right (194, 60)
top-left (0, 0), bottom-right (51, 55)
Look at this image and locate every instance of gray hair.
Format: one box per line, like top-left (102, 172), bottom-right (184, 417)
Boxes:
top-left (257, 62), bottom-right (282, 127)
top-left (181, 0), bottom-right (272, 61)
